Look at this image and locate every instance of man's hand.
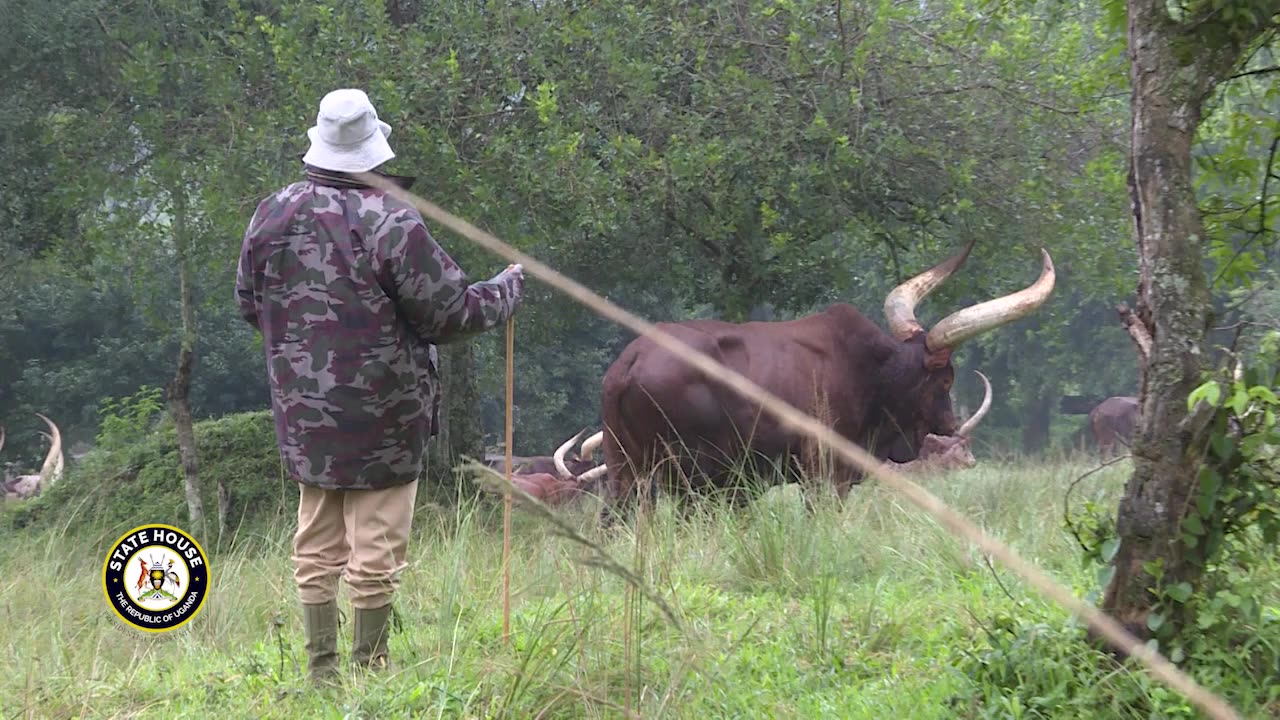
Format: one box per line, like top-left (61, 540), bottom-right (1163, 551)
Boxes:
top-left (497, 263), bottom-right (524, 307)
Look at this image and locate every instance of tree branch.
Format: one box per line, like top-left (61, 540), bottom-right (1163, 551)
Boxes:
top-left (94, 13), bottom-right (137, 62)
top-left (1117, 303), bottom-right (1152, 363)
top-left (1210, 133), bottom-right (1279, 286)
top-left (1229, 65), bottom-right (1280, 80)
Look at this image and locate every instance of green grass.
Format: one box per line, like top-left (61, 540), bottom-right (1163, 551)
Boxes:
top-left (0, 454), bottom-right (1274, 719)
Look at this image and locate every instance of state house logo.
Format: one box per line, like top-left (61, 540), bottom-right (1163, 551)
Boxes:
top-left (102, 524), bottom-right (210, 633)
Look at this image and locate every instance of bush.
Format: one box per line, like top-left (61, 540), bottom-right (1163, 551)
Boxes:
top-left (953, 557), bottom-right (1280, 718)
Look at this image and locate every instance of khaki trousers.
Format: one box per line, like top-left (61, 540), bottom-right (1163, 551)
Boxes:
top-left (293, 480), bottom-right (418, 610)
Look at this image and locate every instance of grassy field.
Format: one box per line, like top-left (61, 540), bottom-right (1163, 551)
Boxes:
top-left (0, 456), bottom-right (1270, 719)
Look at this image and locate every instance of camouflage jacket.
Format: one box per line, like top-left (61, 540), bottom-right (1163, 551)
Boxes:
top-left (235, 171), bottom-right (522, 490)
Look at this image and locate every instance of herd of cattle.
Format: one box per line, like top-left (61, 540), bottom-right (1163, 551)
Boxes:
top-left (481, 242), bottom-right (1135, 515)
top-left (2, 245), bottom-right (1143, 509)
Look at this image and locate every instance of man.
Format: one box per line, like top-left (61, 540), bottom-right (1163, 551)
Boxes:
top-left (235, 88), bottom-right (523, 683)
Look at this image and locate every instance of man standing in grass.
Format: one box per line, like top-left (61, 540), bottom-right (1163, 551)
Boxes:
top-left (235, 88), bottom-right (523, 683)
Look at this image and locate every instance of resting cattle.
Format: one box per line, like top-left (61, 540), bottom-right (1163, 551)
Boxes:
top-left (890, 371), bottom-right (992, 474)
top-left (1, 414), bottom-right (65, 501)
top-left (501, 472), bottom-right (589, 506)
top-left (1089, 396), bottom-right (1139, 457)
top-left (479, 431), bottom-right (608, 508)
top-left (598, 242), bottom-right (1054, 515)
top-left (483, 430), bottom-right (599, 477)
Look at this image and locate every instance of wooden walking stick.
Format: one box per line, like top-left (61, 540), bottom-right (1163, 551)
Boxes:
top-left (502, 315), bottom-right (514, 647)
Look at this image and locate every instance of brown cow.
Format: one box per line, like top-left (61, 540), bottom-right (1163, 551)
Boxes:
top-left (597, 243), bottom-right (1054, 518)
top-left (1, 414), bottom-right (65, 501)
top-left (478, 431), bottom-right (608, 508)
top-left (483, 430), bottom-right (598, 477)
top-left (1089, 396), bottom-right (1139, 458)
top-left (504, 472), bottom-right (590, 506)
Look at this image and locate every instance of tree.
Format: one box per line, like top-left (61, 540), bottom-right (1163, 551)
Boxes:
top-left (1101, 0), bottom-right (1276, 639)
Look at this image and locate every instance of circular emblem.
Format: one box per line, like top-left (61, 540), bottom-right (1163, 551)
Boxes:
top-left (102, 524), bottom-right (210, 633)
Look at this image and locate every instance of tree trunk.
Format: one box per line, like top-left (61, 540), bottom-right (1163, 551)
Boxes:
top-left (425, 342), bottom-right (483, 497)
top-left (384, 0), bottom-right (421, 26)
top-left (426, 345), bottom-right (452, 482)
top-left (445, 341), bottom-right (483, 463)
top-left (1100, 0), bottom-right (1264, 641)
top-left (168, 190), bottom-right (207, 538)
top-left (1021, 388), bottom-right (1052, 454)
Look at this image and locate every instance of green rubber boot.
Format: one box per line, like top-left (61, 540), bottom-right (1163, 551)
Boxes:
top-left (352, 604), bottom-right (393, 671)
top-left (302, 601), bottom-right (341, 685)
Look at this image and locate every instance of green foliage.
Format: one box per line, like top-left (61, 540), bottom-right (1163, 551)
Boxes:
top-left (955, 603), bottom-right (1280, 718)
top-left (1181, 357), bottom-right (1280, 566)
top-left (96, 386), bottom-right (165, 453)
top-left (0, 0), bottom-right (1159, 457)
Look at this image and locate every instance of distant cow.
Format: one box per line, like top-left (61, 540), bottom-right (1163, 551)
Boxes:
top-left (1089, 396), bottom-right (1139, 457)
top-left (598, 242), bottom-right (1054, 517)
top-left (483, 430), bottom-right (601, 478)
top-left (482, 431), bottom-right (608, 508)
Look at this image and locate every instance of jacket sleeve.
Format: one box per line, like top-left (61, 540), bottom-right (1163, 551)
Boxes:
top-left (383, 208), bottom-right (521, 344)
top-left (234, 230), bottom-right (260, 331)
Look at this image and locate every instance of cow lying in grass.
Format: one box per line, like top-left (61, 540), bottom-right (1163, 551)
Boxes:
top-left (1, 414), bottom-right (65, 501)
top-left (482, 430), bottom-right (608, 507)
top-left (888, 371), bottom-right (992, 475)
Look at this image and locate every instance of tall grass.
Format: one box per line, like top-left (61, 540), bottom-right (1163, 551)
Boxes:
top-left (0, 456), bottom-right (1273, 718)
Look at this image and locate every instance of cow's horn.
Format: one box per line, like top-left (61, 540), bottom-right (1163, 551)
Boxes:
top-left (553, 429), bottom-right (586, 480)
top-left (0, 426), bottom-right (5, 455)
top-left (883, 240), bottom-right (977, 341)
top-left (577, 464), bottom-right (608, 486)
top-left (580, 431), bottom-right (604, 462)
top-left (925, 248), bottom-right (1055, 351)
top-left (35, 414), bottom-right (64, 491)
top-left (957, 371), bottom-right (992, 437)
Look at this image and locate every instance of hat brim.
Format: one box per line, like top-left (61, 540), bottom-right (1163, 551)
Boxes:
top-left (302, 121), bottom-right (395, 174)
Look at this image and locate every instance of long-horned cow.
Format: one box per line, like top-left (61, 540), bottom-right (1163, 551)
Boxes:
top-left (1089, 396), bottom-right (1139, 457)
top-left (597, 243), bottom-right (1054, 514)
top-left (482, 430), bottom-right (599, 477)
top-left (1, 414), bottom-right (65, 501)
top-left (891, 370), bottom-right (993, 474)
top-left (479, 431), bottom-right (608, 508)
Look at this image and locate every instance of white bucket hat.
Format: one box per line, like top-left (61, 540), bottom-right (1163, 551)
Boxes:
top-left (302, 89), bottom-right (395, 173)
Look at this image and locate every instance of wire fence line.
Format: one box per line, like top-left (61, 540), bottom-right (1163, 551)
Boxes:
top-left (357, 171), bottom-right (1240, 720)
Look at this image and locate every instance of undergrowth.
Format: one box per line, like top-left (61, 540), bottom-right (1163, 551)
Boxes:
top-left (1, 408), bottom-right (1277, 718)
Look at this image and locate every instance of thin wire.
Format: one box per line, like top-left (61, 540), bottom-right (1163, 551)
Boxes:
top-left (358, 172), bottom-right (1241, 720)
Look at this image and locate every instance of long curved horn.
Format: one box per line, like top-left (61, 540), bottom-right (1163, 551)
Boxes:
top-left (957, 371), bottom-right (992, 437)
top-left (925, 249), bottom-right (1055, 351)
top-left (0, 426), bottom-right (5, 456)
top-left (553, 429), bottom-right (586, 480)
top-left (577, 464), bottom-right (608, 486)
top-left (883, 240), bottom-right (977, 341)
top-left (580, 431), bottom-right (604, 462)
top-left (35, 413), bottom-right (63, 491)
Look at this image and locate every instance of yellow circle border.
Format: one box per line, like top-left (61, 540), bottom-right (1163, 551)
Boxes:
top-left (101, 523), bottom-right (211, 634)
